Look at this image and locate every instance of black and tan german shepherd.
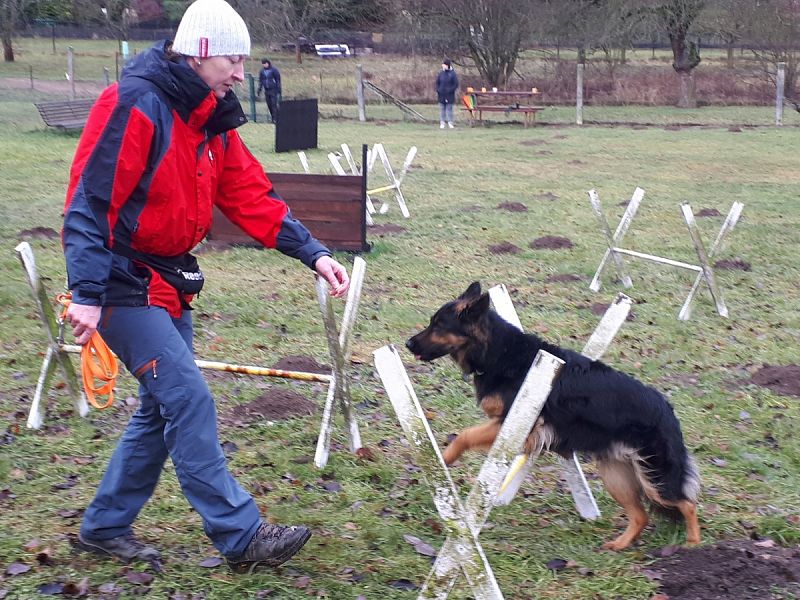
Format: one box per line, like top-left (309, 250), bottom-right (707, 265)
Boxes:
top-left (405, 282), bottom-right (701, 551)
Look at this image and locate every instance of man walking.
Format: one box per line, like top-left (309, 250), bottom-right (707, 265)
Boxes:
top-left (257, 58), bottom-right (282, 123)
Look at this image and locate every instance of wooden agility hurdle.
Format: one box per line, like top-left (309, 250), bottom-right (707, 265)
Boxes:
top-left (588, 187), bottom-right (744, 320)
top-left (374, 344), bottom-right (564, 599)
top-left (15, 242), bottom-right (367, 465)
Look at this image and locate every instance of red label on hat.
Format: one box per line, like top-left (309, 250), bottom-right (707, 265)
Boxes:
top-left (199, 37), bottom-right (208, 58)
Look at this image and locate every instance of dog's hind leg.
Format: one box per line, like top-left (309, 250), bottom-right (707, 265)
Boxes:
top-left (442, 419), bottom-right (502, 465)
top-left (648, 498), bottom-right (700, 547)
top-left (597, 458), bottom-right (649, 551)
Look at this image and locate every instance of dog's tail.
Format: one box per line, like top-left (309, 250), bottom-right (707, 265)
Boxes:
top-left (681, 453), bottom-right (701, 503)
top-left (645, 452), bottom-right (701, 522)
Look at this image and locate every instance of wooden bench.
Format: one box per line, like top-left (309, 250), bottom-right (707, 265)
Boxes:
top-left (209, 172), bottom-right (370, 252)
top-left (461, 91), bottom-right (545, 128)
top-left (34, 99), bottom-right (94, 131)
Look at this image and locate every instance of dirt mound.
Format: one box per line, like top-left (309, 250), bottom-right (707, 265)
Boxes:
top-left (226, 388), bottom-right (316, 424)
top-left (273, 355), bottom-right (329, 374)
top-left (497, 202), bottom-right (528, 212)
top-left (651, 539), bottom-right (800, 600)
top-left (749, 365), bottom-right (800, 397)
top-left (545, 274), bottom-right (583, 283)
top-left (369, 224), bottom-right (407, 235)
top-left (714, 259), bottom-right (751, 271)
top-left (696, 208), bottom-right (722, 217)
top-left (488, 242), bottom-right (522, 255)
top-left (18, 227), bottom-right (59, 240)
top-left (530, 236), bottom-right (574, 250)
top-left (534, 192), bottom-right (559, 202)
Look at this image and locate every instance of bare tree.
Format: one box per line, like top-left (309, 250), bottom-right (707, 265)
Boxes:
top-left (743, 0), bottom-right (799, 103)
top-left (542, 0), bottom-right (644, 65)
top-left (646, 0), bottom-right (707, 108)
top-left (400, 0), bottom-right (536, 87)
top-left (71, 0), bottom-right (139, 51)
top-left (1, 0), bottom-right (31, 61)
top-left (701, 0), bottom-right (749, 68)
top-left (235, 0), bottom-right (350, 63)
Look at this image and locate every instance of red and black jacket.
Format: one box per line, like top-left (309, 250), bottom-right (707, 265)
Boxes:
top-left (63, 41), bottom-right (330, 317)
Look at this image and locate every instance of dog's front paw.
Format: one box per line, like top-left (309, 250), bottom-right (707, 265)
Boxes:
top-left (601, 538), bottom-right (633, 552)
top-left (442, 441), bottom-right (462, 466)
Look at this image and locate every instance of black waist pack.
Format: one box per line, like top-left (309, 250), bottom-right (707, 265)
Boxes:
top-left (113, 244), bottom-right (205, 295)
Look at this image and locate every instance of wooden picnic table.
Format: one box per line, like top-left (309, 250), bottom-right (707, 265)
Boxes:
top-left (462, 89), bottom-right (544, 127)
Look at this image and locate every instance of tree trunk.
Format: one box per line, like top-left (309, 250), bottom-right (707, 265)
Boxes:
top-left (726, 44), bottom-right (734, 69)
top-left (2, 33), bottom-right (14, 62)
top-left (677, 70), bottom-right (696, 108)
top-left (295, 40), bottom-right (302, 64)
top-left (670, 33), bottom-right (700, 108)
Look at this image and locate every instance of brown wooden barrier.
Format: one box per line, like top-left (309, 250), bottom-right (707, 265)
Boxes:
top-left (210, 172), bottom-right (369, 252)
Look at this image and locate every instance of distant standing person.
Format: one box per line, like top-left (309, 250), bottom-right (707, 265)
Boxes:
top-left (257, 58), bottom-right (282, 123)
top-left (436, 58), bottom-right (458, 129)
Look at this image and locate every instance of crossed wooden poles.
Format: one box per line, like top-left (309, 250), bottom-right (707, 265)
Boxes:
top-left (589, 187), bottom-right (744, 320)
top-left (300, 143), bottom-right (416, 224)
top-left (15, 241), bottom-right (366, 468)
top-left (373, 287), bottom-right (632, 599)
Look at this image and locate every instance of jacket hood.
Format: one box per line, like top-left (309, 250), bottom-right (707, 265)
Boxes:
top-left (121, 40), bottom-right (247, 134)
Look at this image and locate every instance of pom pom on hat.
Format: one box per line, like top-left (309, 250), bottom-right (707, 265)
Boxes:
top-left (173, 0), bottom-right (250, 58)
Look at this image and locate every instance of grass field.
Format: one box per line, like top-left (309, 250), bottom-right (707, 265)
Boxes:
top-left (1, 45), bottom-right (800, 599)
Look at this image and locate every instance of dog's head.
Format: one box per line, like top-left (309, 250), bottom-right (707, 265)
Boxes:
top-left (405, 282), bottom-right (491, 364)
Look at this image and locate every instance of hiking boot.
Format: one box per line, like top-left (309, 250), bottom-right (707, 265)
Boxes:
top-left (76, 532), bottom-right (161, 563)
top-left (227, 522), bottom-right (312, 574)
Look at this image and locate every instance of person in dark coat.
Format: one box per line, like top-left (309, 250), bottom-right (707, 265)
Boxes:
top-left (257, 58), bottom-right (282, 123)
top-left (435, 58), bottom-right (459, 129)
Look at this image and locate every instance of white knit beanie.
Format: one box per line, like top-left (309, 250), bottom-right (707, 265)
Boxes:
top-left (172, 0), bottom-right (250, 58)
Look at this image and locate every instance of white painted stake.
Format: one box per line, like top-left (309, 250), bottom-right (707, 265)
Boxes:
top-left (680, 203), bottom-right (729, 318)
top-left (314, 257), bottom-right (367, 467)
top-left (341, 143), bottom-right (359, 175)
top-left (589, 187), bottom-right (644, 292)
top-left (298, 151), bottom-right (311, 174)
top-left (678, 201), bottom-right (744, 321)
top-left (374, 345), bottom-right (503, 599)
top-left (419, 349), bottom-right (565, 598)
top-left (16, 242), bottom-right (88, 428)
top-left (328, 152), bottom-right (347, 176)
top-left (375, 345), bottom-right (563, 599)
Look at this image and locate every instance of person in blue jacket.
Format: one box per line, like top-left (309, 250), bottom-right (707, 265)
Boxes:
top-left (435, 58), bottom-right (459, 129)
top-left (257, 58), bottom-right (281, 123)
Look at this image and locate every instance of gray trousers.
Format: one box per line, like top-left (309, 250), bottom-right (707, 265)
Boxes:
top-left (439, 102), bottom-right (454, 123)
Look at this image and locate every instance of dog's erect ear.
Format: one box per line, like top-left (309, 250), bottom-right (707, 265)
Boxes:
top-left (459, 281), bottom-right (482, 301)
top-left (455, 283), bottom-right (490, 321)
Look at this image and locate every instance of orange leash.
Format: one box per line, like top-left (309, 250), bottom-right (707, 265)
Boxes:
top-left (57, 293), bottom-right (118, 409)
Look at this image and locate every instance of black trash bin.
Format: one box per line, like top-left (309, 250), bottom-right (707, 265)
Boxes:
top-left (275, 98), bottom-right (319, 153)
